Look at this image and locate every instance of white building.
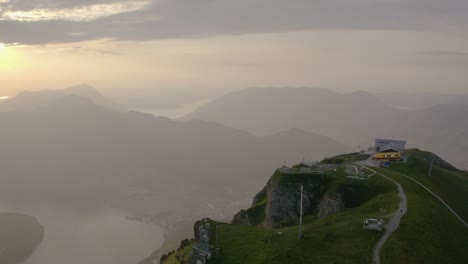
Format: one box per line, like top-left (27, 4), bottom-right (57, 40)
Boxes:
top-left (375, 139), bottom-right (406, 154)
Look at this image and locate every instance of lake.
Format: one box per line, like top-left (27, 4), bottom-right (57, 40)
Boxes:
top-left (135, 99), bottom-right (211, 119)
top-left (0, 202), bottom-right (164, 264)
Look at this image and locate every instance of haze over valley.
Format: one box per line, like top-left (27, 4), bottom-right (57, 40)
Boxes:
top-left (0, 0), bottom-right (467, 263)
top-left (0, 86), bottom-right (352, 263)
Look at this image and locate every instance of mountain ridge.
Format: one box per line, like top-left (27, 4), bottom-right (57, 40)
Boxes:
top-left (0, 93), bottom-right (351, 222)
top-left (185, 87), bottom-right (468, 169)
top-left (0, 84), bottom-right (121, 112)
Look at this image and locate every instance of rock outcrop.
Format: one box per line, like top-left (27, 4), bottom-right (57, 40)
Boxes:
top-left (232, 187), bottom-right (267, 226)
top-left (233, 169), bottom-right (334, 228)
top-left (232, 209), bottom-right (255, 226)
top-left (316, 193), bottom-right (345, 219)
top-left (263, 175), bottom-right (325, 228)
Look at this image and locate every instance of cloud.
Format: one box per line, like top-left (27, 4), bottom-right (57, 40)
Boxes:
top-left (0, 0), bottom-right (467, 45)
top-left (69, 45), bottom-right (122, 56)
top-left (0, 1), bottom-right (150, 22)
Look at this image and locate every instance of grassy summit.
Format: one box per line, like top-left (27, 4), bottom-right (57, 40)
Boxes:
top-left (377, 149), bottom-right (468, 263)
top-left (321, 152), bottom-right (370, 164)
top-left (160, 149), bottom-right (468, 264)
top-left (385, 148), bottom-right (468, 220)
top-left (212, 172), bottom-right (399, 263)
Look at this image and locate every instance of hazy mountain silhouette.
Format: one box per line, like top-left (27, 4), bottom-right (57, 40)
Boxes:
top-left (375, 92), bottom-right (468, 110)
top-left (0, 93), bottom-right (350, 217)
top-left (184, 87), bottom-right (401, 146)
top-left (0, 84), bottom-right (121, 112)
top-left (378, 103), bottom-right (468, 169)
top-left (185, 87), bottom-right (468, 169)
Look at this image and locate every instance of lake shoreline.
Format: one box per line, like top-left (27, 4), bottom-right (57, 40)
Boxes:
top-left (0, 202), bottom-right (164, 264)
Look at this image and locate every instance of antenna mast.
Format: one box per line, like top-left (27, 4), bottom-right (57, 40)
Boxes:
top-left (298, 184), bottom-right (303, 239)
top-left (428, 157), bottom-right (434, 176)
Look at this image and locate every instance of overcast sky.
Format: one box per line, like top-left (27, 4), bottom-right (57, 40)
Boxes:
top-left (1, 0), bottom-right (467, 105)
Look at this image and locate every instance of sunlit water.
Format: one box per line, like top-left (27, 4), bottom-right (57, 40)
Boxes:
top-left (135, 99), bottom-right (211, 119)
top-left (0, 202), bottom-right (164, 264)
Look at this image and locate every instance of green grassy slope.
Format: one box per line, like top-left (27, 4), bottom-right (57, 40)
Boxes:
top-left (162, 150), bottom-right (468, 264)
top-left (163, 241), bottom-right (195, 264)
top-left (377, 168), bottom-right (468, 263)
top-left (212, 171), bottom-right (399, 264)
top-left (165, 169), bottom-right (399, 264)
top-left (387, 148), bottom-right (468, 220)
top-left (322, 152), bottom-right (370, 164)
top-left (371, 149), bottom-right (468, 263)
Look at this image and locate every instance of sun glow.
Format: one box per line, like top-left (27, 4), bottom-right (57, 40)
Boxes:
top-left (0, 96), bottom-right (9, 100)
top-left (0, 44), bottom-right (23, 71)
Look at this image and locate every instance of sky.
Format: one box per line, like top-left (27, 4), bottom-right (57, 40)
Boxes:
top-left (1, 0), bottom-right (467, 106)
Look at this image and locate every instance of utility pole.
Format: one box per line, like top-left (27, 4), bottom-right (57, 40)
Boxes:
top-left (428, 158), bottom-right (434, 176)
top-left (298, 184), bottom-right (303, 239)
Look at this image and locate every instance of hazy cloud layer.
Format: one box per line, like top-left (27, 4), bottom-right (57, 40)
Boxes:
top-left (1, 0), bottom-right (467, 45)
top-left (0, 1), bottom-right (150, 22)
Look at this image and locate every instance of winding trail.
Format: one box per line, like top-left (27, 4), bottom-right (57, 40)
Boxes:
top-left (358, 158), bottom-right (468, 264)
top-left (380, 168), bottom-right (468, 228)
top-left (363, 166), bottom-right (407, 264)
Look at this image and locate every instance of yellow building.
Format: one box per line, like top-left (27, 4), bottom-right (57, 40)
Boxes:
top-left (373, 149), bottom-right (402, 160)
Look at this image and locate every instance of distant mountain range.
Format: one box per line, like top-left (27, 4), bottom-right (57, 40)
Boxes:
top-left (375, 92), bottom-right (468, 111)
top-left (184, 88), bottom-right (400, 142)
top-left (185, 87), bottom-right (468, 169)
top-left (3, 85), bottom-right (466, 208)
top-left (0, 89), bottom-right (350, 220)
top-left (0, 84), bottom-right (121, 112)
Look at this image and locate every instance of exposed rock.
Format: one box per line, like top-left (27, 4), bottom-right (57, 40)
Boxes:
top-left (316, 193), bottom-right (345, 219)
top-left (233, 169), bottom-right (348, 229)
top-left (232, 209), bottom-right (254, 226)
top-left (263, 172), bottom-right (326, 228)
top-left (232, 186), bottom-right (267, 226)
top-left (252, 186), bottom-right (267, 205)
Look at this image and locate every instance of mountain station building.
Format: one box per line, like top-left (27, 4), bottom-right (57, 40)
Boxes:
top-left (373, 139), bottom-right (406, 160)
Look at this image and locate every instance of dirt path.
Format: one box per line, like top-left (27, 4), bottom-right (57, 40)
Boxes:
top-left (380, 168), bottom-right (468, 228)
top-left (363, 166), bottom-right (407, 264)
top-left (359, 159), bottom-right (468, 264)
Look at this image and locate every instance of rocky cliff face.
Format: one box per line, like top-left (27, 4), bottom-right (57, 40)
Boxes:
top-left (233, 169), bottom-right (345, 228)
top-left (263, 175), bottom-right (324, 228)
top-left (316, 193), bottom-right (345, 219)
top-left (232, 187), bottom-right (267, 226)
top-left (231, 210), bottom-right (254, 226)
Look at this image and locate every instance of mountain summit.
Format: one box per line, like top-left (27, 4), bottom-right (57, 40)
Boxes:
top-left (184, 87), bottom-right (468, 169)
top-left (0, 84), bottom-right (121, 112)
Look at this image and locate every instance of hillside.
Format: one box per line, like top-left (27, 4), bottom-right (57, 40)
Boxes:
top-left (184, 87), bottom-right (468, 170)
top-left (0, 84), bottom-right (121, 112)
top-left (375, 92), bottom-right (468, 110)
top-left (0, 213), bottom-right (44, 264)
top-left (155, 149), bottom-right (468, 264)
top-left (184, 87), bottom-right (400, 145)
top-left (0, 93), bottom-right (351, 226)
top-left (378, 104), bottom-right (468, 170)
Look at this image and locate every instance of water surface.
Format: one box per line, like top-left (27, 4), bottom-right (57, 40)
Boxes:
top-left (0, 202), bottom-right (164, 264)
